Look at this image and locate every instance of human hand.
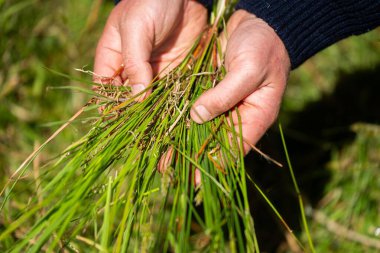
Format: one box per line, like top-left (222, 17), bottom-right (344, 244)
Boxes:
top-left (94, 0), bottom-right (207, 99)
top-left (190, 10), bottom-right (291, 154)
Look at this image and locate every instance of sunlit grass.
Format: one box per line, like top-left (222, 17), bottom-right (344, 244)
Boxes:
top-left (1, 0), bottom-right (379, 252)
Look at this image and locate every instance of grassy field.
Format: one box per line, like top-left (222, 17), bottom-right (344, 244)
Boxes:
top-left (1, 0), bottom-right (379, 252)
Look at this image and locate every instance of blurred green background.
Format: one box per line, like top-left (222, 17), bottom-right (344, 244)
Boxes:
top-left (1, 0), bottom-right (379, 252)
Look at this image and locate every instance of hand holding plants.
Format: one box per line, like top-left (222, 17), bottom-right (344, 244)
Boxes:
top-left (95, 2), bottom-right (291, 154)
top-left (94, 0), bottom-right (207, 98)
top-left (191, 10), bottom-right (291, 153)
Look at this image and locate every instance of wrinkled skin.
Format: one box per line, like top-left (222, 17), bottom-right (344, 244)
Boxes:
top-left (191, 10), bottom-right (290, 153)
top-left (94, 3), bottom-right (290, 154)
top-left (94, 0), bottom-right (208, 98)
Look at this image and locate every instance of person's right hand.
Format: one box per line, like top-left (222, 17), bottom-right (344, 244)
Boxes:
top-left (94, 0), bottom-right (207, 99)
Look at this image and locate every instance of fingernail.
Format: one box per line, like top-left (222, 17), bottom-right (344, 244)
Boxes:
top-left (131, 84), bottom-right (146, 101)
top-left (131, 84), bottom-right (145, 95)
top-left (192, 105), bottom-right (211, 123)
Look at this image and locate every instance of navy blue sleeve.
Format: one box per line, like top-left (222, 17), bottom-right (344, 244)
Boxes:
top-left (198, 0), bottom-right (212, 9)
top-left (115, 0), bottom-right (212, 8)
top-left (236, 0), bottom-right (380, 69)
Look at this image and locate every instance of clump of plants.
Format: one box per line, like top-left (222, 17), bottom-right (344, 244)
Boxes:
top-left (0, 2), bottom-right (313, 252)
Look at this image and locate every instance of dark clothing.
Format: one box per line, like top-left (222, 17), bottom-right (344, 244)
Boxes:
top-left (114, 0), bottom-right (212, 8)
top-left (236, 0), bottom-right (380, 68)
top-left (114, 0), bottom-right (380, 69)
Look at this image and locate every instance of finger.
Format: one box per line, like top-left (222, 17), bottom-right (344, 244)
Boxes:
top-left (94, 13), bottom-right (123, 85)
top-left (231, 83), bottom-right (285, 154)
top-left (158, 146), bottom-right (174, 174)
top-left (190, 66), bottom-right (264, 124)
top-left (194, 169), bottom-right (201, 188)
top-left (119, 15), bottom-right (154, 101)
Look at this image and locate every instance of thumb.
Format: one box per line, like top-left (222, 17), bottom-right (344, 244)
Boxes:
top-left (190, 68), bottom-right (263, 123)
top-left (120, 18), bottom-right (154, 101)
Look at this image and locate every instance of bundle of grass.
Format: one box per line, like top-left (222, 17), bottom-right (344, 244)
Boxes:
top-left (0, 1), bottom-right (313, 252)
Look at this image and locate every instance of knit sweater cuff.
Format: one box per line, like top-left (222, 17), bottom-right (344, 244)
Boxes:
top-left (197, 0), bottom-right (212, 9)
top-left (236, 0), bottom-right (380, 69)
top-left (115, 0), bottom-right (212, 8)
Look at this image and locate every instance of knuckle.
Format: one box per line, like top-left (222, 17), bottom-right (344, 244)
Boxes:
top-left (123, 58), bottom-right (140, 76)
top-left (212, 93), bottom-right (234, 113)
top-left (242, 61), bottom-right (262, 79)
top-left (122, 58), bottom-right (152, 84)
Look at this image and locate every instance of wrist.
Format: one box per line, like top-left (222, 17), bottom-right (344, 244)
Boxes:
top-left (227, 10), bottom-right (291, 71)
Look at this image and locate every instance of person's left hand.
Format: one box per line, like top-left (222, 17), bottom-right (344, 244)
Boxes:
top-left (190, 10), bottom-right (291, 153)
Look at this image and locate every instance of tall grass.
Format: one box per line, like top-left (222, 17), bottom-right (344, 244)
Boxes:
top-left (1, 28), bottom-right (258, 253)
top-left (0, 1), bottom-right (323, 252)
top-left (0, 3), bottom-right (260, 251)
